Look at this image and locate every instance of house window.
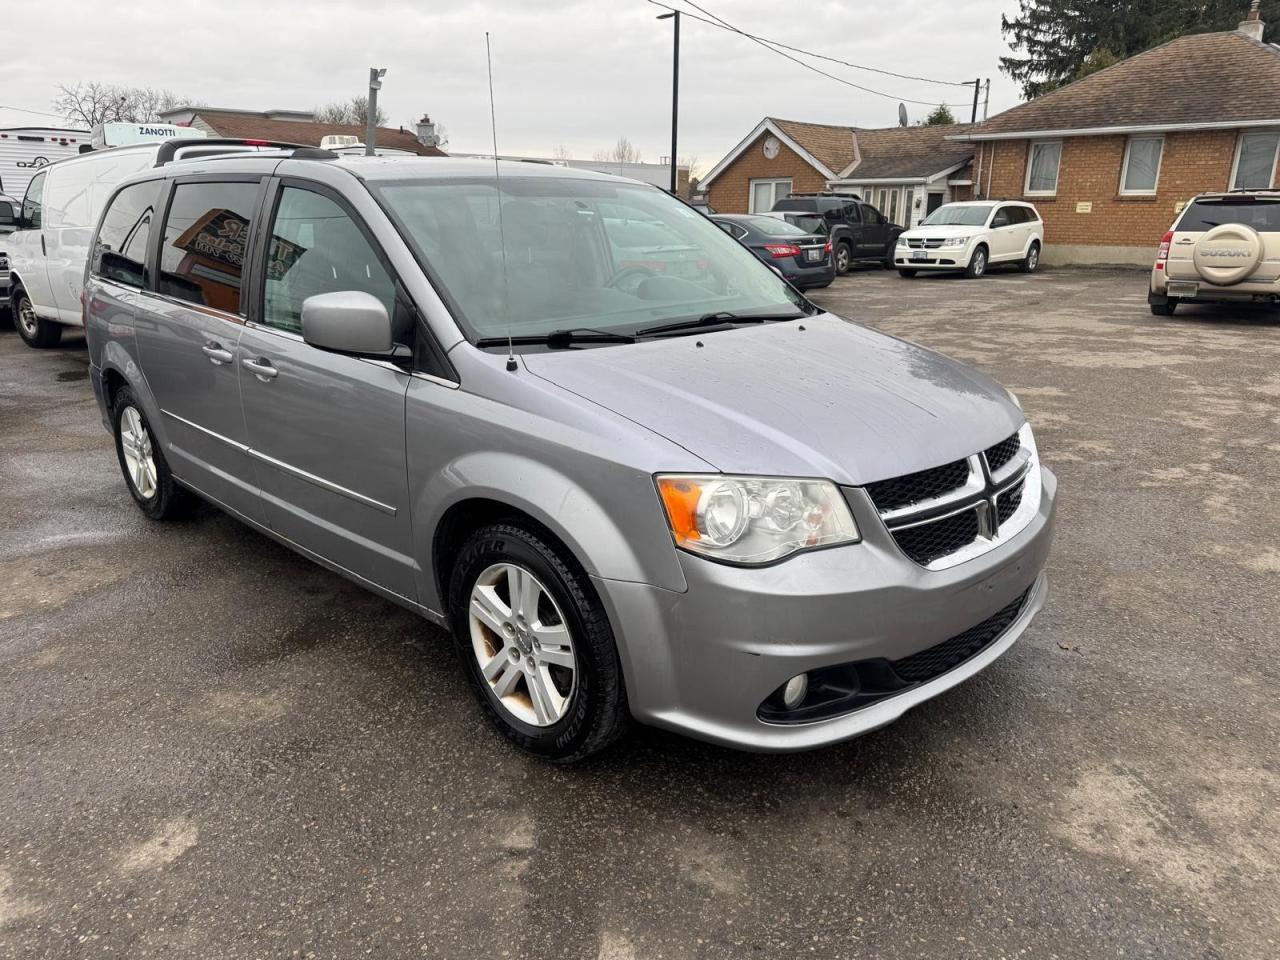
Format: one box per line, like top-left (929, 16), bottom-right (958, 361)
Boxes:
top-left (1120, 136), bottom-right (1163, 195)
top-left (1025, 140), bottom-right (1062, 195)
top-left (749, 178), bottom-right (791, 213)
top-left (1231, 131), bottom-right (1280, 190)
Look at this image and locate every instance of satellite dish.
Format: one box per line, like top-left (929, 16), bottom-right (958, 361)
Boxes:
top-left (898, 103), bottom-right (908, 127)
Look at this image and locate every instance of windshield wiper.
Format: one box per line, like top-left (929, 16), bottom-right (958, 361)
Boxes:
top-left (635, 311), bottom-right (804, 338)
top-left (475, 327), bottom-right (638, 349)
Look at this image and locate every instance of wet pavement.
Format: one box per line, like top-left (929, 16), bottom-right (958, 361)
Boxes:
top-left (1, 267), bottom-right (1277, 959)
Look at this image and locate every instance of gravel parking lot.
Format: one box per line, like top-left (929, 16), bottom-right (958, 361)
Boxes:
top-left (2, 266), bottom-right (1277, 960)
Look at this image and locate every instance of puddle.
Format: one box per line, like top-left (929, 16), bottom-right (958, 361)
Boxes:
top-left (56, 369), bottom-right (89, 382)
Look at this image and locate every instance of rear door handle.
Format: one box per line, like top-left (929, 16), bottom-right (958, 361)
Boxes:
top-left (201, 341), bottom-right (234, 365)
top-left (41, 235), bottom-right (46, 256)
top-left (242, 357), bottom-right (279, 381)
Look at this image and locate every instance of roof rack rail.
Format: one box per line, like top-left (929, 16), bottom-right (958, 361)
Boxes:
top-left (155, 138), bottom-right (310, 166)
top-left (290, 147), bottom-right (339, 160)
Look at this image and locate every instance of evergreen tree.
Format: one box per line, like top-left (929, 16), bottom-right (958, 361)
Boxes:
top-left (922, 103), bottom-right (957, 126)
top-left (1000, 0), bottom-right (1280, 99)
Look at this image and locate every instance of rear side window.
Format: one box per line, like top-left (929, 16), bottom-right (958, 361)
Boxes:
top-left (263, 186), bottom-right (396, 335)
top-left (861, 204), bottom-right (885, 225)
top-left (22, 171), bottom-right (45, 229)
top-left (842, 202), bottom-right (861, 222)
top-left (158, 180), bottom-right (261, 314)
top-left (92, 180), bottom-right (161, 289)
top-left (1177, 199), bottom-right (1280, 232)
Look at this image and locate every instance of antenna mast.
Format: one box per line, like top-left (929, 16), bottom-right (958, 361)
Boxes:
top-left (485, 32), bottom-right (516, 371)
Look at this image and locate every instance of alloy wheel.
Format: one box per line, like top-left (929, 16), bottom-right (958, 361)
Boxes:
top-left (1027, 246), bottom-right (1039, 270)
top-left (17, 298), bottom-right (38, 338)
top-left (972, 250), bottom-right (986, 276)
top-left (119, 406), bottom-right (158, 500)
top-left (468, 562), bottom-right (577, 727)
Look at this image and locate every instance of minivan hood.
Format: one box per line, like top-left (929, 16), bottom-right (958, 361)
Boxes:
top-left (901, 223), bottom-right (983, 239)
top-left (521, 315), bottom-right (1022, 486)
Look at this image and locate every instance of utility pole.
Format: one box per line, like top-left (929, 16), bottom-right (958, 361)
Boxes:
top-left (982, 79), bottom-right (991, 120)
top-left (366, 67), bottom-right (386, 157)
top-left (970, 78), bottom-right (980, 124)
top-left (657, 10), bottom-right (680, 193)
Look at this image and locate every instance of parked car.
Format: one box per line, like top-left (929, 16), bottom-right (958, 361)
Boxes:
top-left (769, 192), bottom-right (901, 275)
top-left (6, 138), bottom-right (304, 348)
top-left (711, 213), bottom-right (834, 289)
top-left (894, 201), bottom-right (1043, 279)
top-left (0, 192), bottom-right (17, 314)
top-left (83, 154), bottom-right (1055, 762)
top-left (1149, 189), bottom-right (1280, 316)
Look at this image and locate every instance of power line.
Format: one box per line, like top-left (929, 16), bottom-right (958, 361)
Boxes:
top-left (0, 104), bottom-right (76, 122)
top-left (647, 0), bottom-right (974, 102)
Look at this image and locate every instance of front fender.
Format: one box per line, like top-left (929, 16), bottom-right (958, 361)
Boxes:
top-left (412, 450), bottom-right (688, 614)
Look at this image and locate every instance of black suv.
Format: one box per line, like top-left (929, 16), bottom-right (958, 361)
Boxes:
top-left (770, 193), bottom-right (903, 275)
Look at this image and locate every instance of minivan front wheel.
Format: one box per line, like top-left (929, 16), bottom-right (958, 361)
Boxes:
top-left (965, 245), bottom-right (988, 279)
top-left (14, 291), bottom-right (62, 348)
top-left (449, 523), bottom-right (629, 762)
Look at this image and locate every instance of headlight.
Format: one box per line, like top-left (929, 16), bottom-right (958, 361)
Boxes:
top-left (656, 475), bottom-right (859, 564)
top-left (895, 238), bottom-right (910, 247)
top-left (940, 236), bottom-right (968, 247)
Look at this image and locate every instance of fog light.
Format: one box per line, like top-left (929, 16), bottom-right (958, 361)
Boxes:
top-left (782, 673), bottom-right (809, 709)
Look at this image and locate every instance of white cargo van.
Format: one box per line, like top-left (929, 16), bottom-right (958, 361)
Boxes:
top-left (8, 137), bottom-right (305, 347)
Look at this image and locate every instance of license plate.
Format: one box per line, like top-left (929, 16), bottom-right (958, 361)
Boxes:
top-left (806, 248), bottom-right (822, 262)
top-left (1167, 280), bottom-right (1198, 297)
top-left (912, 250), bottom-right (927, 261)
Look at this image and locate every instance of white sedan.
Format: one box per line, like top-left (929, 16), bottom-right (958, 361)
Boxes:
top-left (894, 201), bottom-right (1044, 279)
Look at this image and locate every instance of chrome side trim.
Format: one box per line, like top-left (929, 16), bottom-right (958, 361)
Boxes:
top-left (161, 408), bottom-right (396, 516)
top-left (246, 447), bottom-right (397, 516)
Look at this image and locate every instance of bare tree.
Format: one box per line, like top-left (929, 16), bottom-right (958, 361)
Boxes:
top-left (432, 122), bottom-right (450, 151)
top-left (551, 143), bottom-right (574, 161)
top-left (52, 82), bottom-right (194, 127)
top-left (316, 95), bottom-right (388, 127)
top-left (679, 154), bottom-right (702, 179)
top-left (593, 136), bottom-right (643, 164)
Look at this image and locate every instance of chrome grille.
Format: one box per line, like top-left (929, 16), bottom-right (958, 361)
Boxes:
top-left (866, 425), bottom-right (1037, 570)
top-left (906, 238), bottom-right (945, 249)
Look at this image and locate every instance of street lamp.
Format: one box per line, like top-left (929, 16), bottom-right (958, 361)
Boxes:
top-left (366, 67), bottom-right (387, 156)
top-left (657, 11), bottom-right (679, 194)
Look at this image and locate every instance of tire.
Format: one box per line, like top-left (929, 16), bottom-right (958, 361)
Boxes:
top-left (1150, 300), bottom-right (1178, 316)
top-left (1020, 242), bottom-right (1041, 273)
top-left (111, 386), bottom-right (196, 520)
top-left (898, 269), bottom-right (917, 279)
top-left (964, 245), bottom-right (988, 279)
top-left (834, 242), bottom-right (852, 275)
top-left (448, 523), bottom-right (629, 762)
top-left (13, 290), bottom-right (62, 348)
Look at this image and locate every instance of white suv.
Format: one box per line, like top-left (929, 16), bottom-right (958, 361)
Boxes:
top-left (1149, 190), bottom-right (1280, 316)
top-left (894, 201), bottom-right (1044, 279)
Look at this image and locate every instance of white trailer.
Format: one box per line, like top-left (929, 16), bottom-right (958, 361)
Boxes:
top-left (0, 126), bottom-right (87, 204)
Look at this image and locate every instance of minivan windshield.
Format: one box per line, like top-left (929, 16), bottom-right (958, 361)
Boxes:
top-left (920, 204), bottom-right (994, 227)
top-left (373, 177), bottom-right (812, 344)
top-left (1177, 198), bottom-right (1280, 232)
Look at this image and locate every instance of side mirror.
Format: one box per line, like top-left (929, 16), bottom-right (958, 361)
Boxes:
top-left (301, 291), bottom-right (394, 355)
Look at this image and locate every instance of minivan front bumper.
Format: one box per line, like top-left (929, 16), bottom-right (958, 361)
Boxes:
top-left (595, 465), bottom-right (1056, 752)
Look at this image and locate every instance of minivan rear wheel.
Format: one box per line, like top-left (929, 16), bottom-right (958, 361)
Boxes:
top-left (14, 291), bottom-right (62, 348)
top-left (111, 386), bottom-right (195, 520)
top-left (449, 523), bottom-right (629, 762)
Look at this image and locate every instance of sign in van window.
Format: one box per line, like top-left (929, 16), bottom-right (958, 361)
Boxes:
top-left (158, 181), bottom-right (260, 313)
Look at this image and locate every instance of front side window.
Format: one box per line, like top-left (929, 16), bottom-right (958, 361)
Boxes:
top-left (1231, 131), bottom-right (1280, 190)
top-left (1026, 141), bottom-right (1062, 194)
top-left (263, 187), bottom-right (396, 334)
top-left (373, 176), bottom-right (810, 345)
top-left (159, 180), bottom-right (261, 313)
top-left (861, 204), bottom-right (885, 225)
top-left (91, 180), bottom-right (161, 288)
top-left (22, 170), bottom-right (46, 229)
top-left (1121, 136), bottom-right (1163, 194)
top-left (748, 178), bottom-right (792, 213)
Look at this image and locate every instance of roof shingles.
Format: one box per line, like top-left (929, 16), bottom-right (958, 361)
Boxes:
top-left (967, 30), bottom-right (1280, 137)
top-left (195, 111), bottom-right (446, 156)
top-left (771, 118), bottom-right (975, 179)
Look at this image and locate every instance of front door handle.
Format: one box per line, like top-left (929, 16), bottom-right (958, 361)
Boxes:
top-left (201, 341), bottom-right (233, 365)
top-left (242, 357), bottom-right (279, 381)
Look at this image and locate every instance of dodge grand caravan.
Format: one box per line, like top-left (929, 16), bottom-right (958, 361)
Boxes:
top-left (84, 152), bottom-right (1057, 761)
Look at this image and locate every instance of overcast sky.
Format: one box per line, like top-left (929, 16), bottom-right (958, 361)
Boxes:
top-left (2, 0), bottom-right (1024, 173)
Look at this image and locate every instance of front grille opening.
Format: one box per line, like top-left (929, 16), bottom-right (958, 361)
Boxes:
top-left (892, 509), bottom-right (980, 565)
top-left (756, 587), bottom-right (1033, 724)
top-left (984, 433), bottom-right (1021, 474)
top-left (996, 481), bottom-right (1024, 526)
top-left (865, 459), bottom-right (969, 512)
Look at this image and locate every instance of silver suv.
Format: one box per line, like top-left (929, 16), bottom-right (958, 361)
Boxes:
top-left (1150, 189), bottom-right (1280, 315)
top-left (83, 152), bottom-right (1056, 761)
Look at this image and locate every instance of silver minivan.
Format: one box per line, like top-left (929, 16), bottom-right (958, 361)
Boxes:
top-left (83, 152), bottom-right (1056, 761)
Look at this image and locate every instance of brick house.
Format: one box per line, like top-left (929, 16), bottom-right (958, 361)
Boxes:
top-left (700, 117), bottom-right (975, 228)
top-left (955, 9), bottom-right (1280, 265)
top-left (156, 106), bottom-right (447, 156)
